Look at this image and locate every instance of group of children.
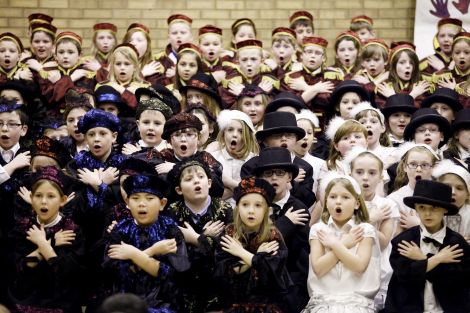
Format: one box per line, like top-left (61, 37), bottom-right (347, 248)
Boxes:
top-left (0, 8), bottom-right (469, 313)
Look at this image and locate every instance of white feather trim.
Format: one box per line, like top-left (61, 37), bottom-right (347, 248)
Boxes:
top-left (349, 101), bottom-right (385, 124)
top-left (395, 142), bottom-right (439, 160)
top-left (433, 159), bottom-right (470, 192)
top-left (296, 109), bottom-right (319, 128)
top-left (217, 109), bottom-right (255, 132)
top-left (325, 116), bottom-right (346, 140)
top-left (320, 171), bottom-right (362, 199)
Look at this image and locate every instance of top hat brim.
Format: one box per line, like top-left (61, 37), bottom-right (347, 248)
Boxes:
top-left (421, 94), bottom-right (462, 112)
top-left (404, 114), bottom-right (451, 143)
top-left (382, 104), bottom-right (418, 118)
top-left (330, 84), bottom-right (370, 107)
top-left (253, 163), bottom-right (300, 180)
top-left (256, 126), bottom-right (306, 142)
top-left (265, 98), bottom-right (307, 114)
top-left (403, 195), bottom-right (458, 215)
top-left (451, 120), bottom-right (470, 134)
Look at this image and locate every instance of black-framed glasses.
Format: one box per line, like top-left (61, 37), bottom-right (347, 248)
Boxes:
top-left (407, 162), bottom-right (433, 170)
top-left (0, 122), bottom-right (22, 129)
top-left (262, 169), bottom-right (287, 177)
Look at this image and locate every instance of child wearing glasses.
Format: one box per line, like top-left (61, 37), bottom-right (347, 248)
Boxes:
top-left (254, 147), bottom-right (311, 313)
top-left (387, 144), bottom-right (439, 235)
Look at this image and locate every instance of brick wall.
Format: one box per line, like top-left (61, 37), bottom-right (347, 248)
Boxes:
top-left (1, 0), bottom-right (416, 59)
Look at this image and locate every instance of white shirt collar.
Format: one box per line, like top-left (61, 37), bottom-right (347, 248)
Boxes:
top-left (185, 196), bottom-right (212, 218)
top-left (275, 190), bottom-right (290, 209)
top-left (0, 142), bottom-right (20, 155)
top-left (37, 213), bottom-right (62, 228)
top-left (420, 223), bottom-right (446, 244)
top-left (327, 216), bottom-right (357, 233)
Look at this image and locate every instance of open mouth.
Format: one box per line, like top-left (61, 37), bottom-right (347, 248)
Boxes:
top-left (137, 210), bottom-right (147, 216)
top-left (4, 59), bottom-right (10, 64)
top-left (301, 142), bottom-right (308, 149)
top-left (1, 135), bottom-right (9, 140)
top-left (194, 186), bottom-right (201, 192)
top-left (460, 60), bottom-right (466, 65)
top-left (367, 130), bottom-right (373, 136)
top-left (146, 133), bottom-right (155, 138)
top-left (93, 144), bottom-right (101, 150)
top-left (180, 144), bottom-right (187, 152)
top-left (404, 71), bottom-right (410, 76)
top-left (230, 140), bottom-right (237, 148)
top-left (176, 40), bottom-right (182, 45)
top-left (415, 175), bottom-right (422, 181)
top-left (335, 208), bottom-right (342, 213)
top-left (271, 183), bottom-right (279, 189)
top-left (424, 138), bottom-right (432, 144)
top-left (247, 68), bottom-right (253, 74)
top-left (279, 56), bottom-right (285, 62)
top-left (344, 58), bottom-right (350, 64)
top-left (208, 51), bottom-right (215, 56)
top-left (280, 143), bottom-right (288, 148)
top-left (40, 208), bottom-right (48, 213)
top-left (451, 198), bottom-right (456, 203)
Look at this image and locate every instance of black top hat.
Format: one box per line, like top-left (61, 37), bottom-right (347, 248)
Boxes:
top-left (233, 176), bottom-right (276, 205)
top-left (253, 147), bottom-right (299, 179)
top-left (404, 180), bottom-right (458, 215)
top-left (135, 85), bottom-right (181, 115)
top-left (421, 88), bottom-right (462, 112)
top-left (179, 72), bottom-right (222, 108)
top-left (256, 111), bottom-right (306, 142)
top-left (382, 94), bottom-right (418, 118)
top-left (329, 80), bottom-right (370, 107)
top-left (265, 92), bottom-right (307, 114)
top-left (403, 108), bottom-right (451, 143)
top-left (451, 108), bottom-right (470, 134)
top-left (95, 85), bottom-right (126, 110)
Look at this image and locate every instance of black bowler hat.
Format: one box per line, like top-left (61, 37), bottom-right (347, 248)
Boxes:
top-left (329, 80), bottom-right (370, 107)
top-left (265, 92), bottom-right (307, 114)
top-left (403, 108), bottom-right (451, 143)
top-left (451, 108), bottom-right (470, 134)
top-left (179, 72), bottom-right (222, 109)
top-left (253, 147), bottom-right (299, 179)
top-left (382, 94), bottom-right (417, 118)
top-left (135, 85), bottom-right (181, 115)
top-left (421, 87), bottom-right (462, 112)
top-left (256, 111), bottom-right (306, 142)
top-left (404, 180), bottom-right (458, 215)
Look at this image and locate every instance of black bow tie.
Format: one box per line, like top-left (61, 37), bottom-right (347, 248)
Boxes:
top-left (423, 236), bottom-right (441, 248)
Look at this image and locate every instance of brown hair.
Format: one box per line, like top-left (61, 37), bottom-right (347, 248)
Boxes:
top-left (32, 179), bottom-right (65, 197)
top-left (389, 50), bottom-right (420, 92)
top-left (233, 194), bottom-right (272, 246)
top-left (122, 29), bottom-right (152, 67)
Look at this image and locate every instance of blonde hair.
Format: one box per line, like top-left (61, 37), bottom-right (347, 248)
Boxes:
top-left (233, 194), bottom-right (272, 246)
top-left (355, 110), bottom-right (391, 147)
top-left (350, 150), bottom-right (384, 173)
top-left (327, 120), bottom-right (368, 170)
top-left (216, 119), bottom-right (259, 159)
top-left (108, 47), bottom-right (144, 83)
top-left (272, 35), bottom-right (296, 48)
top-left (394, 146), bottom-right (438, 191)
top-left (321, 178), bottom-right (369, 224)
top-left (122, 29), bottom-right (152, 67)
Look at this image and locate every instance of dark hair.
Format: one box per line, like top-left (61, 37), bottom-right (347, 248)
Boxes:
top-left (290, 19), bottom-right (314, 33)
top-left (99, 293), bottom-right (147, 313)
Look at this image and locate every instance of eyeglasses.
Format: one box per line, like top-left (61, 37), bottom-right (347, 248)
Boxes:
top-left (171, 131), bottom-right (197, 140)
top-left (407, 162), bottom-right (433, 170)
top-left (416, 127), bottom-right (440, 134)
top-left (0, 122), bottom-right (22, 129)
top-left (262, 169), bottom-right (287, 177)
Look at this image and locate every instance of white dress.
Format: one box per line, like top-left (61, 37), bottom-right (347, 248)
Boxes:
top-left (365, 195), bottom-right (400, 311)
top-left (303, 219), bottom-right (381, 313)
top-left (386, 184), bottom-right (413, 214)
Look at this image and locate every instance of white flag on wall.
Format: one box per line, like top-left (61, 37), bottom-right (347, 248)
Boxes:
top-left (414, 0), bottom-right (470, 59)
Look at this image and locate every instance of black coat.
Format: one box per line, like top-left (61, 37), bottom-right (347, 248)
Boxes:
top-left (384, 226), bottom-right (470, 313)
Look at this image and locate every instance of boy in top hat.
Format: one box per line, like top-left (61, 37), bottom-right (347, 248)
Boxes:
top-left (421, 87), bottom-right (462, 123)
top-left (241, 111), bottom-right (316, 208)
top-left (384, 180), bottom-right (470, 313)
top-left (252, 146), bottom-right (310, 313)
top-left (420, 18), bottom-right (463, 76)
top-left (382, 94), bottom-right (418, 147)
top-left (103, 173), bottom-right (190, 312)
top-left (403, 107), bottom-right (451, 155)
top-left (349, 15), bottom-right (376, 43)
top-left (265, 91), bottom-right (308, 115)
top-left (154, 14), bottom-right (193, 81)
top-left (220, 39), bottom-right (280, 109)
